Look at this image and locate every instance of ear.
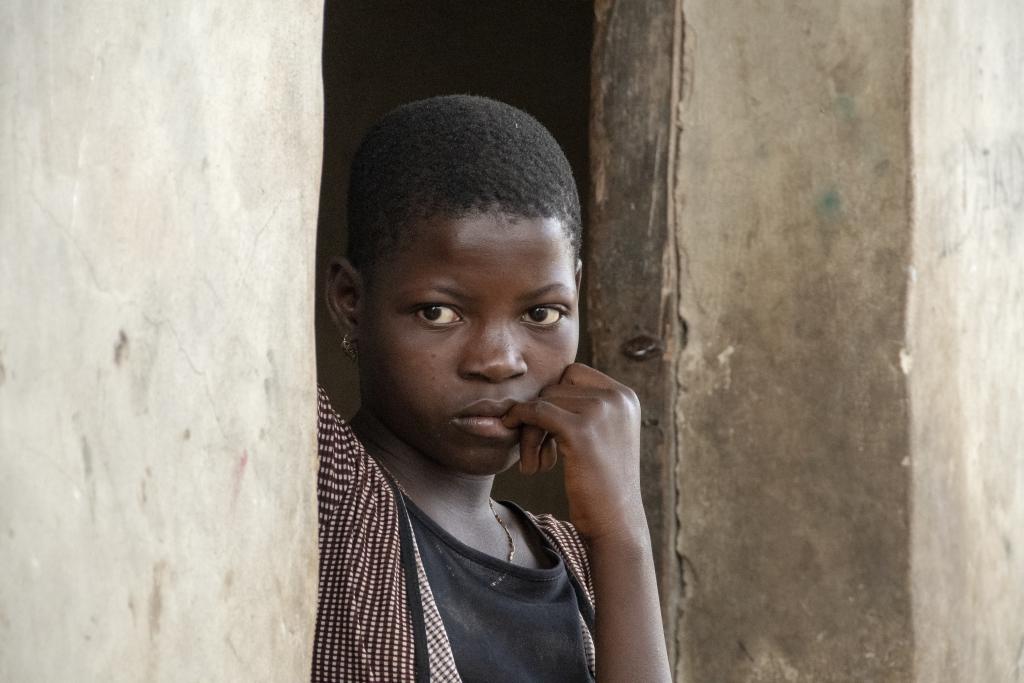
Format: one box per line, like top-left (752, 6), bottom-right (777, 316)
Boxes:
top-left (325, 257), bottom-right (363, 336)
top-left (574, 258), bottom-right (583, 293)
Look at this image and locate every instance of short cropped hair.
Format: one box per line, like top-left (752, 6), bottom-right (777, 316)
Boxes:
top-left (345, 95), bottom-right (581, 273)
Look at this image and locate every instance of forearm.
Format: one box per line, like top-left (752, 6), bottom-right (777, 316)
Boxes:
top-left (503, 364), bottom-right (671, 679)
top-left (589, 522), bottom-right (671, 682)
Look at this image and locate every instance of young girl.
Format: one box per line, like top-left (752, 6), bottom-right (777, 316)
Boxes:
top-left (314, 95), bottom-right (670, 682)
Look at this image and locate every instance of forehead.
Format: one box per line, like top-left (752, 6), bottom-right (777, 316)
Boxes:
top-left (373, 212), bottom-right (577, 292)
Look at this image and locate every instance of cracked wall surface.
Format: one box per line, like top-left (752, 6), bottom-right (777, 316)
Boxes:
top-left (0, 2), bottom-right (322, 680)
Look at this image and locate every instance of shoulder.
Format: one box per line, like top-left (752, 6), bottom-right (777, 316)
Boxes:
top-left (526, 511), bottom-right (595, 607)
top-left (317, 384), bottom-right (350, 442)
top-left (317, 385), bottom-right (364, 473)
top-left (316, 385), bottom-right (391, 526)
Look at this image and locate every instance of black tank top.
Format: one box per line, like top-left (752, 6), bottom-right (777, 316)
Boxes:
top-left (405, 497), bottom-right (595, 682)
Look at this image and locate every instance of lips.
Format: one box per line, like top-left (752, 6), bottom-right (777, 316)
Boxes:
top-left (451, 398), bottom-right (520, 440)
top-left (454, 398), bottom-right (518, 418)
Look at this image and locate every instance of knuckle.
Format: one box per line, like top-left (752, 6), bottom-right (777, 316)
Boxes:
top-left (563, 362), bottom-right (586, 383)
top-left (533, 398), bottom-right (553, 415)
top-left (524, 400), bottom-right (543, 418)
top-left (538, 384), bottom-right (562, 400)
top-left (618, 385), bottom-right (640, 408)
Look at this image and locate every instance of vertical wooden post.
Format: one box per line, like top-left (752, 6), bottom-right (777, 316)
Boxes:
top-left (588, 0), bottom-right (682, 660)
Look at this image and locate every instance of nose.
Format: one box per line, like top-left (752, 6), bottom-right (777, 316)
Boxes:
top-left (458, 323), bottom-right (527, 383)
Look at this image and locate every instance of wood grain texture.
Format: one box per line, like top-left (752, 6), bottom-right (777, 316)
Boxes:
top-left (588, 0), bottom-right (682, 659)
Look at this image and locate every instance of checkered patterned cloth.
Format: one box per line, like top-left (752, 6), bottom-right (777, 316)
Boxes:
top-left (313, 386), bottom-right (596, 682)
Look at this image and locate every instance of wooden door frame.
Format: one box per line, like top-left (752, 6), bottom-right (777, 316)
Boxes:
top-left (588, 0), bottom-right (684, 663)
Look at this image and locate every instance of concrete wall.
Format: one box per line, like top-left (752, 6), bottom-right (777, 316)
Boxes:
top-left (909, 1), bottom-right (1024, 680)
top-left (0, 2), bottom-right (322, 680)
top-left (667, 1), bottom-right (1023, 680)
top-left (673, 2), bottom-right (913, 680)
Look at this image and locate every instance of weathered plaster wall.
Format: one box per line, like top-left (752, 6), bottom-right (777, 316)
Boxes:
top-left (0, 2), bottom-right (322, 680)
top-left (674, 2), bottom-right (913, 680)
top-left (909, 1), bottom-right (1024, 680)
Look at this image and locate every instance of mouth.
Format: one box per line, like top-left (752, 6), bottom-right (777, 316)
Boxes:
top-left (451, 398), bottom-right (520, 441)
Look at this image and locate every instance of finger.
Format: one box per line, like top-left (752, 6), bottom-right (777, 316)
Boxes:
top-left (560, 362), bottom-right (618, 390)
top-left (555, 365), bottom-right (641, 419)
top-left (540, 385), bottom-right (610, 401)
top-left (502, 399), bottom-right (579, 442)
top-left (538, 437), bottom-right (558, 473)
top-left (518, 425), bottom-right (546, 475)
top-left (532, 393), bottom-right (606, 419)
top-left (539, 383), bottom-right (616, 404)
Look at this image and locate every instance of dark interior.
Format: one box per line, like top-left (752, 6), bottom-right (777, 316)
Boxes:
top-left (316, 0), bottom-right (593, 516)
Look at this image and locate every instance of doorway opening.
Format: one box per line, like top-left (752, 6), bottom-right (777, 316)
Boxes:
top-left (315, 0), bottom-right (593, 516)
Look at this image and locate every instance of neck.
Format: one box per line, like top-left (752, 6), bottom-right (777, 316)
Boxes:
top-left (350, 408), bottom-right (496, 519)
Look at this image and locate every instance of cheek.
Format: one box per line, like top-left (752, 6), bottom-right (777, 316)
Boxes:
top-left (387, 334), bottom-right (456, 393)
top-left (529, 327), bottom-right (579, 377)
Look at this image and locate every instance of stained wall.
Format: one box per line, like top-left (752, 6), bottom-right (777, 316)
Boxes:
top-left (0, 2), bottom-right (322, 680)
top-left (673, 2), bottom-right (914, 680)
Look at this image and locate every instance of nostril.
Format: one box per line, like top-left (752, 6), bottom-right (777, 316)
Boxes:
top-left (460, 340), bottom-right (527, 382)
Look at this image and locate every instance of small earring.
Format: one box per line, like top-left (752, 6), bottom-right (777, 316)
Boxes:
top-left (342, 334), bottom-right (359, 362)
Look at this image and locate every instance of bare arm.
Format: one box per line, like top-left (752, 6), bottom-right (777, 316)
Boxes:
top-left (589, 517), bottom-right (669, 681)
top-left (503, 363), bottom-right (671, 682)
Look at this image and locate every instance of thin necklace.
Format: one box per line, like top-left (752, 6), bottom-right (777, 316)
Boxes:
top-left (488, 499), bottom-right (517, 564)
top-left (369, 448), bottom-right (517, 564)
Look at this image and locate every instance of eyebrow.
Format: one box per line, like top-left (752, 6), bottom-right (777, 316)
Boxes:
top-left (516, 283), bottom-right (574, 302)
top-left (424, 283), bottom-right (574, 302)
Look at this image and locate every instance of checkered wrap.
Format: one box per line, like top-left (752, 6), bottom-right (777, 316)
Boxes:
top-left (313, 386), bottom-right (596, 682)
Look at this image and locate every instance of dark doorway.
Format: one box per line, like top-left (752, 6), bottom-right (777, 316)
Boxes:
top-left (316, 0), bottom-right (593, 516)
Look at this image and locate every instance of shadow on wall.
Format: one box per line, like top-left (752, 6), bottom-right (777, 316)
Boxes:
top-left (315, 0), bottom-right (593, 516)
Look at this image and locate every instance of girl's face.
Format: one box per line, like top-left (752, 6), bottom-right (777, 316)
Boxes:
top-left (340, 211), bottom-right (580, 476)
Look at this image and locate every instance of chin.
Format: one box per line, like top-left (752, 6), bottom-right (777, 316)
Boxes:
top-left (455, 444), bottom-right (521, 477)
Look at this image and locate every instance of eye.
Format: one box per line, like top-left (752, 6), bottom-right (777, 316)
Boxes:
top-left (522, 306), bottom-right (565, 326)
top-left (416, 304), bottom-right (461, 325)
